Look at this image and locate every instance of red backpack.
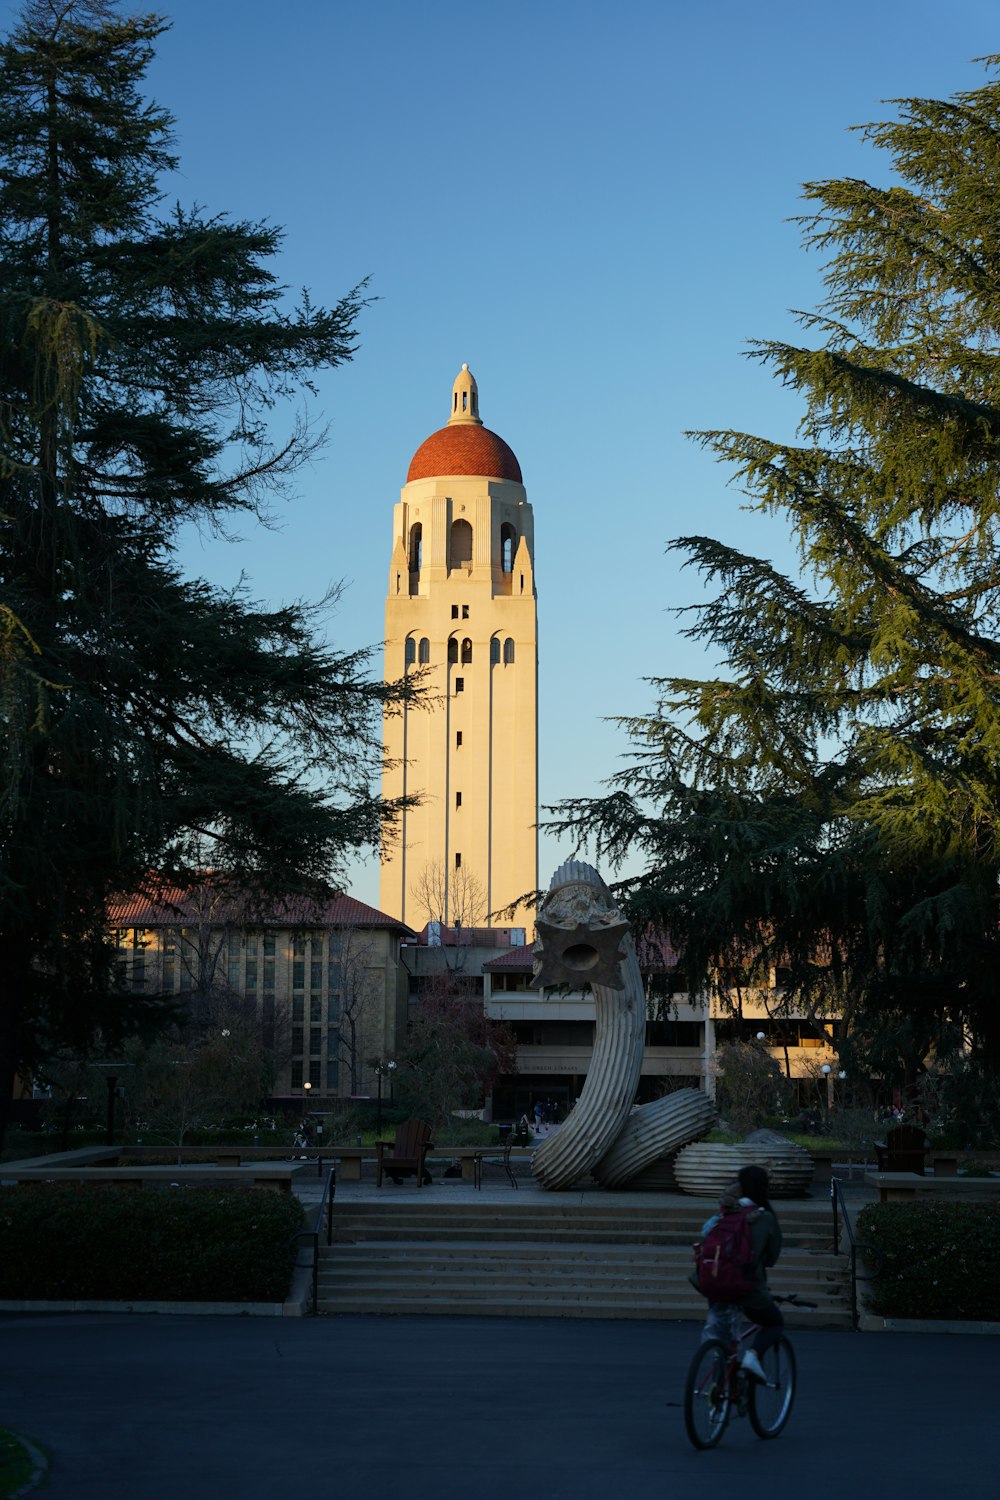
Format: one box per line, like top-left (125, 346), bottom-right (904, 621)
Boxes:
top-left (694, 1206), bottom-right (760, 1302)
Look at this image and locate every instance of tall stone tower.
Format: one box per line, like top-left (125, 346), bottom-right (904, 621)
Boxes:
top-left (380, 364), bottom-right (538, 930)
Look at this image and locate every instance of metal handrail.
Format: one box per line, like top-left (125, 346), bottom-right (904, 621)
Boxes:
top-left (830, 1174), bottom-right (883, 1331)
top-left (288, 1165), bottom-right (336, 1314)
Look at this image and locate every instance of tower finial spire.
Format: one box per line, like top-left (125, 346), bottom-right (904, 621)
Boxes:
top-left (448, 362), bottom-right (482, 426)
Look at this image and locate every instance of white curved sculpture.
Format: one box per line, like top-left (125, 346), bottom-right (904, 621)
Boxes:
top-left (592, 1087), bottom-right (717, 1189)
top-left (673, 1140), bottom-right (814, 1198)
top-left (531, 861), bottom-right (646, 1191)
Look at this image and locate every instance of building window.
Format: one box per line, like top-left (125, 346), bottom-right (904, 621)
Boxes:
top-left (228, 938), bottom-right (240, 989)
top-left (308, 1060), bottom-right (322, 1089)
top-left (501, 522), bottom-right (516, 573)
top-left (456, 731), bottom-right (463, 747)
top-left (455, 852), bottom-right (462, 869)
top-left (462, 604), bottom-right (469, 619)
top-left (326, 1060), bottom-right (340, 1092)
top-left (291, 1061), bottom-right (304, 1090)
top-left (451, 605), bottom-right (459, 619)
top-left (455, 677), bottom-right (464, 693)
top-left (450, 518), bottom-right (473, 567)
top-left (490, 637), bottom-right (500, 665)
top-left (291, 1027), bottom-right (304, 1055)
top-left (292, 995), bottom-right (304, 1022)
top-left (455, 791), bottom-right (462, 808)
top-left (328, 992), bottom-right (341, 1022)
top-left (461, 638), bottom-right (472, 665)
top-left (310, 995), bottom-right (322, 1023)
top-left (405, 637), bottom-right (416, 666)
top-left (310, 958), bottom-right (323, 990)
top-left (448, 638), bottom-right (458, 664)
top-left (504, 637), bottom-right (515, 665)
top-left (418, 637), bottom-right (430, 664)
top-left (409, 522), bottom-right (422, 572)
top-left (245, 959), bottom-right (258, 991)
top-left (310, 1026), bottom-right (322, 1056)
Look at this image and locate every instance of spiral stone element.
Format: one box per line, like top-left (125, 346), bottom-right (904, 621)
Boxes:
top-left (531, 861), bottom-right (645, 1190)
top-left (592, 1087), bottom-right (717, 1189)
top-left (673, 1140), bottom-right (814, 1198)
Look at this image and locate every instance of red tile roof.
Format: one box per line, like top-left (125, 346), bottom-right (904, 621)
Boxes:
top-left (108, 884), bottom-right (416, 935)
top-left (406, 424), bottom-right (522, 484)
top-left (483, 946), bottom-right (535, 971)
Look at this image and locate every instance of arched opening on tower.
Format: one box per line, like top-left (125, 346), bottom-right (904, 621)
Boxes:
top-left (408, 523), bottom-right (423, 589)
top-left (490, 637), bottom-right (500, 666)
top-left (500, 523), bottom-right (517, 574)
top-left (405, 636), bottom-right (416, 667)
top-left (450, 519), bottom-right (473, 569)
top-left (448, 637), bottom-right (459, 665)
top-left (461, 638), bottom-right (472, 665)
top-left (418, 637), bottom-right (430, 664)
top-left (503, 637), bottom-right (515, 665)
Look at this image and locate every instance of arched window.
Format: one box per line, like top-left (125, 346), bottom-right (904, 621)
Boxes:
top-left (405, 637), bottom-right (416, 667)
top-left (461, 638), bottom-right (472, 665)
top-left (418, 637), bottom-right (430, 664)
top-left (503, 637), bottom-right (515, 665)
top-left (409, 522), bottom-right (423, 572)
top-left (500, 522), bottom-right (517, 574)
top-left (450, 519), bottom-right (473, 568)
top-left (448, 637), bottom-right (459, 665)
top-left (490, 638), bottom-right (500, 665)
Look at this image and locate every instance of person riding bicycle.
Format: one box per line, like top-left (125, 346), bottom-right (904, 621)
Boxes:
top-left (728, 1164), bottom-right (783, 1383)
top-left (692, 1163), bottom-right (783, 1383)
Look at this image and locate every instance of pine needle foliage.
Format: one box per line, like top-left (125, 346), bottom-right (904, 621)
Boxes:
top-left (0, 2), bottom-right (414, 1131)
top-left (548, 60), bottom-right (1000, 1091)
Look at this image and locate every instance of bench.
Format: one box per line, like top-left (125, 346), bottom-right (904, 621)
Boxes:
top-left (865, 1171), bottom-right (1000, 1204)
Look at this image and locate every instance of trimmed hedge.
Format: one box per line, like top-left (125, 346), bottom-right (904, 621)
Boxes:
top-left (857, 1200), bottom-right (1000, 1320)
top-left (0, 1186), bottom-right (303, 1302)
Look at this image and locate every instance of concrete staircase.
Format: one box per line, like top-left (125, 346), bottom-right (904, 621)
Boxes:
top-left (315, 1199), bottom-right (854, 1327)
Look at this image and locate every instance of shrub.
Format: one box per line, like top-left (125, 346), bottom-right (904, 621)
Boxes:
top-left (0, 1186), bottom-right (303, 1303)
top-left (857, 1201), bottom-right (1000, 1320)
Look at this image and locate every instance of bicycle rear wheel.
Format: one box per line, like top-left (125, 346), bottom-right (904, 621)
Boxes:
top-left (683, 1339), bottom-right (732, 1449)
top-left (747, 1336), bottom-right (796, 1438)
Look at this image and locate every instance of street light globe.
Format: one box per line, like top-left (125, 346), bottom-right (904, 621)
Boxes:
top-left (821, 1064), bottom-right (831, 1075)
top-left (838, 1070), bottom-right (847, 1080)
top-left (303, 1081), bottom-right (312, 1092)
top-left (756, 1031), bottom-right (766, 1041)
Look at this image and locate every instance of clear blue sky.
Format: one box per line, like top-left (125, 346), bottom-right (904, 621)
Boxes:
top-left (13, 0), bottom-right (998, 905)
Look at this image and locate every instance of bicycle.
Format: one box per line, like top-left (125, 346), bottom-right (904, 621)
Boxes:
top-left (683, 1293), bottom-right (815, 1450)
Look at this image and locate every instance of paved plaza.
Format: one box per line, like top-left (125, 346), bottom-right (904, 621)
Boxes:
top-left (1, 1310), bottom-right (992, 1499)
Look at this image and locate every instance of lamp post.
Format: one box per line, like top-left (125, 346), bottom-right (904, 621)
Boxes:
top-left (104, 1074), bottom-right (118, 1146)
top-left (373, 1059), bottom-right (396, 1139)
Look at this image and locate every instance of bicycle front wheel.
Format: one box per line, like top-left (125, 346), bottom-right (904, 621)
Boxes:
top-left (748, 1336), bottom-right (796, 1439)
top-left (683, 1339), bottom-right (732, 1450)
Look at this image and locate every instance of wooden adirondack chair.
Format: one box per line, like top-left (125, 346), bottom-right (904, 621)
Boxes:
top-left (875, 1123), bottom-right (930, 1174)
top-left (375, 1119), bottom-right (434, 1187)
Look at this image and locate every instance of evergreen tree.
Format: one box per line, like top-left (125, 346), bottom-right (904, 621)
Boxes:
top-left (551, 60), bottom-right (1000, 1102)
top-left (0, 1), bottom-right (410, 1134)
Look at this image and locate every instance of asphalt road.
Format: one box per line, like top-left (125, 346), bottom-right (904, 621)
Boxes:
top-left (2, 1313), bottom-right (993, 1499)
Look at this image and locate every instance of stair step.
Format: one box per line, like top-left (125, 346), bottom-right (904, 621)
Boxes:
top-left (312, 1197), bottom-right (855, 1325)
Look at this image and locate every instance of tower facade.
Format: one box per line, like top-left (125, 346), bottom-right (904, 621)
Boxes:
top-left (380, 364), bottom-right (538, 930)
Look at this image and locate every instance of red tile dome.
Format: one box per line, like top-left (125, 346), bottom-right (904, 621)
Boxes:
top-left (407, 423), bottom-right (522, 484)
